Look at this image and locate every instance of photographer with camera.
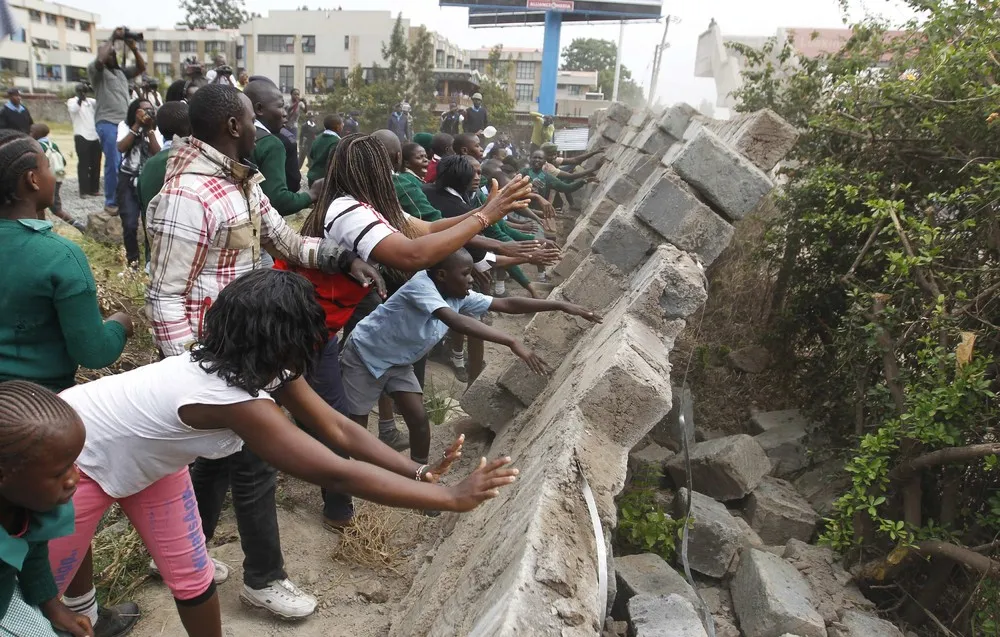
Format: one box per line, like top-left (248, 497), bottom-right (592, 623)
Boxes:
top-left (116, 99), bottom-right (162, 268)
top-left (139, 76), bottom-right (162, 108)
top-left (66, 83), bottom-right (101, 197)
top-left (88, 26), bottom-right (146, 215)
top-left (205, 53), bottom-right (237, 88)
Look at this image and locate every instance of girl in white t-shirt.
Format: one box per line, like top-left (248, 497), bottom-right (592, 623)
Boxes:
top-left (47, 269), bottom-right (519, 637)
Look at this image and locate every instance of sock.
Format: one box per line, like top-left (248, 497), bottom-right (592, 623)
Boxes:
top-left (378, 418), bottom-right (398, 437)
top-left (64, 587), bottom-right (99, 625)
top-left (494, 280), bottom-right (506, 295)
top-left (451, 349), bottom-right (465, 368)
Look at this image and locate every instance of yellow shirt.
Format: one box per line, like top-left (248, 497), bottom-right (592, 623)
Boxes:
top-left (530, 112), bottom-right (554, 146)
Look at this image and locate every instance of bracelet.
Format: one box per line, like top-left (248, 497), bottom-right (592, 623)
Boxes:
top-left (473, 211), bottom-right (491, 229)
top-left (415, 464), bottom-right (429, 482)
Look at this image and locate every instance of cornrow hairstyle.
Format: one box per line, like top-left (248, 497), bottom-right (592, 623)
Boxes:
top-left (0, 129), bottom-right (40, 208)
top-left (0, 380), bottom-right (79, 470)
top-left (190, 269), bottom-right (328, 396)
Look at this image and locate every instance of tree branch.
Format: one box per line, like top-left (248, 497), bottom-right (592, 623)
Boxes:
top-left (915, 541), bottom-right (1000, 577)
top-left (889, 443), bottom-right (1000, 481)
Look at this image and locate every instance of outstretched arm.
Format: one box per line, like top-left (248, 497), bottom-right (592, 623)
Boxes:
top-left (560, 149), bottom-right (602, 166)
top-left (490, 297), bottom-right (601, 322)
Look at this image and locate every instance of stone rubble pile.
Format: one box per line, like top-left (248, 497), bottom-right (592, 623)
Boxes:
top-left (386, 103), bottom-right (891, 636)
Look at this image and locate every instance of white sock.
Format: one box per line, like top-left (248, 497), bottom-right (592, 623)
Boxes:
top-left (495, 280), bottom-right (506, 295)
top-left (451, 350), bottom-right (465, 368)
top-left (64, 587), bottom-right (99, 625)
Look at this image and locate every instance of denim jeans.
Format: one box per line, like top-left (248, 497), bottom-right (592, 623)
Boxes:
top-left (116, 172), bottom-right (143, 265)
top-left (96, 121), bottom-right (121, 208)
top-left (189, 448), bottom-right (287, 589)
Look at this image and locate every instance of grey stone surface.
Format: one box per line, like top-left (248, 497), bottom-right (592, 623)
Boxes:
top-left (628, 442), bottom-right (676, 483)
top-left (633, 124), bottom-right (678, 157)
top-left (673, 489), bottom-right (749, 578)
top-left (782, 540), bottom-right (873, 624)
top-left (559, 253), bottom-right (628, 312)
top-left (751, 409), bottom-right (809, 434)
top-left (85, 211), bottom-right (123, 245)
top-left (650, 385), bottom-right (695, 451)
top-left (592, 207), bottom-right (655, 273)
top-left (607, 172), bottom-right (640, 206)
top-left (710, 108), bottom-right (799, 173)
top-left (628, 594), bottom-right (709, 637)
top-left (793, 459), bottom-right (851, 517)
top-left (600, 118), bottom-right (627, 143)
top-left (668, 128), bottom-right (774, 221)
top-left (615, 553), bottom-right (697, 608)
top-left (745, 477), bottom-right (820, 545)
top-left (628, 109), bottom-right (652, 128)
top-left (732, 549), bottom-right (827, 637)
top-left (632, 169), bottom-right (735, 266)
top-left (657, 103), bottom-right (699, 140)
top-left (665, 435), bottom-right (771, 501)
top-left (714, 617), bottom-right (741, 637)
top-left (629, 153), bottom-right (663, 185)
top-left (606, 101), bottom-right (633, 123)
top-left (828, 610), bottom-right (904, 637)
top-left (459, 349), bottom-right (523, 431)
top-left (755, 424), bottom-right (809, 477)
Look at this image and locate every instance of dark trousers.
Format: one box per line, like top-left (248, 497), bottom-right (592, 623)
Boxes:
top-left (74, 135), bottom-right (101, 196)
top-left (115, 172), bottom-right (144, 265)
top-left (190, 448), bottom-right (288, 589)
top-left (303, 335), bottom-right (354, 521)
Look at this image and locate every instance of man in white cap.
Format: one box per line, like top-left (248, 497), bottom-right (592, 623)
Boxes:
top-left (463, 91), bottom-right (488, 135)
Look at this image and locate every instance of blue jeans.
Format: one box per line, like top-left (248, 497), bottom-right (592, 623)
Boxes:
top-left (116, 171), bottom-right (142, 265)
top-left (96, 120), bottom-right (121, 207)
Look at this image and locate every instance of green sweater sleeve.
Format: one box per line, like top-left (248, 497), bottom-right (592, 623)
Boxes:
top-left (137, 151), bottom-right (168, 217)
top-left (255, 135), bottom-right (312, 215)
top-left (499, 220), bottom-right (534, 241)
top-left (52, 238), bottom-right (127, 370)
top-left (18, 541), bottom-right (58, 606)
top-left (394, 174), bottom-right (442, 221)
top-left (545, 173), bottom-right (586, 194)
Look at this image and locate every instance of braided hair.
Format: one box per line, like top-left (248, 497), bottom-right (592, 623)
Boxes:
top-left (0, 381), bottom-right (79, 470)
top-left (0, 130), bottom-right (40, 209)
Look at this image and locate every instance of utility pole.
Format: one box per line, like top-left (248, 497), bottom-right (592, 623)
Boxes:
top-left (611, 21), bottom-right (624, 101)
top-left (647, 15), bottom-right (679, 107)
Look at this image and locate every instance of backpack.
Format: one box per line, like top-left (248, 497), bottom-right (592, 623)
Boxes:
top-left (41, 140), bottom-right (65, 179)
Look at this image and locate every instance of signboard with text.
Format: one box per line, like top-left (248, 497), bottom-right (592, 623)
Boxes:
top-left (526, 0), bottom-right (575, 10)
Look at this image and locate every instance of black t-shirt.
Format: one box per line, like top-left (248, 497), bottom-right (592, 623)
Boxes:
top-left (422, 185), bottom-right (487, 263)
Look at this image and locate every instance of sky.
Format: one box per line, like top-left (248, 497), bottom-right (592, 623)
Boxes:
top-left (67, 0), bottom-right (916, 108)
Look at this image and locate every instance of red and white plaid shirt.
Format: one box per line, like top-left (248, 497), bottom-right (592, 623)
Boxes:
top-left (146, 137), bottom-right (325, 355)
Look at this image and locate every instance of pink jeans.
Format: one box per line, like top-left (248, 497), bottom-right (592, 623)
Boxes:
top-left (48, 468), bottom-right (215, 601)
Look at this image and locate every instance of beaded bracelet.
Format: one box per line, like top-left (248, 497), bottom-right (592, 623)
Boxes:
top-left (473, 211), bottom-right (491, 229)
top-left (415, 464), bottom-right (430, 481)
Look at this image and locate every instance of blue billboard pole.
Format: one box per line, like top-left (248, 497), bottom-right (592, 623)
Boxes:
top-left (538, 10), bottom-right (562, 115)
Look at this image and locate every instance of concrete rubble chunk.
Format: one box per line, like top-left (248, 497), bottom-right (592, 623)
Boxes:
top-left (711, 108), bottom-right (799, 173)
top-left (732, 549), bottom-right (827, 637)
top-left (827, 610), bottom-right (904, 637)
top-left (591, 207), bottom-right (655, 273)
top-left (633, 124), bottom-right (678, 157)
top-left (600, 118), bottom-right (627, 143)
top-left (657, 103), bottom-right (698, 140)
top-left (755, 424), bottom-right (809, 478)
top-left (650, 385), bottom-right (695, 451)
top-left (459, 349), bottom-right (522, 432)
top-left (628, 594), bottom-right (709, 637)
top-left (614, 553), bottom-right (697, 616)
top-left (606, 101), bottom-right (633, 123)
top-left (673, 489), bottom-right (753, 578)
top-left (665, 435), bottom-right (771, 501)
top-left (632, 169), bottom-right (735, 266)
top-left (751, 409), bottom-right (809, 434)
top-left (745, 477), bottom-right (821, 545)
top-left (782, 540), bottom-right (874, 624)
top-left (628, 109), bottom-right (652, 128)
top-left (628, 443), bottom-right (675, 484)
top-left (793, 459), bottom-right (851, 517)
top-left (714, 617), bottom-right (741, 637)
top-left (627, 244), bottom-right (707, 325)
top-left (667, 128), bottom-right (774, 221)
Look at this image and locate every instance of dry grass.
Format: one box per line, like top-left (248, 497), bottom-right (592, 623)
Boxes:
top-left (332, 501), bottom-right (416, 572)
top-left (92, 507), bottom-right (151, 606)
top-left (669, 202), bottom-right (800, 435)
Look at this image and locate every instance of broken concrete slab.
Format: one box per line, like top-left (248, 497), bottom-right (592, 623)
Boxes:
top-left (710, 108), bottom-right (799, 173)
top-left (628, 443), bottom-right (675, 484)
top-left (614, 553), bottom-right (697, 616)
top-left (606, 101), bottom-right (633, 124)
top-left (732, 549), bottom-right (827, 637)
top-left (755, 424), bottom-right (810, 478)
top-left (591, 206), bottom-right (656, 273)
top-left (750, 409), bottom-right (809, 434)
top-left (827, 610), bottom-right (904, 637)
top-left (657, 103), bottom-right (698, 140)
top-left (782, 540), bottom-right (874, 624)
top-left (674, 489), bottom-right (754, 578)
top-left (665, 435), bottom-right (771, 501)
top-left (633, 124), bottom-right (678, 157)
top-left (650, 385), bottom-right (695, 451)
top-left (632, 169), bottom-right (735, 266)
top-left (667, 128), bottom-right (774, 221)
top-left (745, 477), bottom-right (821, 545)
top-left (628, 594), bottom-right (709, 637)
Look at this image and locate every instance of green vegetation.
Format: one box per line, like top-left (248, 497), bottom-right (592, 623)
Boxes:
top-left (560, 38), bottom-right (643, 106)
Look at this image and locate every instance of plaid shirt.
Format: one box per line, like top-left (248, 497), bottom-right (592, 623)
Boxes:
top-left (146, 137), bottom-right (326, 356)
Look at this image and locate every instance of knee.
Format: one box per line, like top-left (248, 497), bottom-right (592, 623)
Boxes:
top-left (173, 580), bottom-right (217, 608)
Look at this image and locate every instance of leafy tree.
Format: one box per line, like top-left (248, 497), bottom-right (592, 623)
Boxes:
top-left (382, 13), bottom-right (408, 86)
top-left (406, 26), bottom-right (436, 133)
top-left (732, 2), bottom-right (1000, 631)
top-left (477, 45), bottom-right (515, 127)
top-left (181, 0), bottom-right (249, 29)
top-left (561, 37), bottom-right (643, 106)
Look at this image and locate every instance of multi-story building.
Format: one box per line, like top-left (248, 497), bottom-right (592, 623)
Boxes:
top-left (240, 10), bottom-right (410, 95)
top-left (95, 26), bottom-right (243, 85)
top-left (3, 0), bottom-right (98, 92)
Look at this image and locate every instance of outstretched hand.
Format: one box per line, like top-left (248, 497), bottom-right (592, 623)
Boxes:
top-left (450, 456), bottom-right (518, 512)
top-left (511, 341), bottom-right (550, 375)
top-left (497, 239), bottom-right (543, 259)
top-left (566, 304), bottom-right (602, 324)
top-left (526, 246), bottom-right (561, 266)
top-left (349, 259), bottom-right (387, 299)
top-left (423, 434), bottom-right (464, 483)
top-left (482, 176), bottom-right (532, 224)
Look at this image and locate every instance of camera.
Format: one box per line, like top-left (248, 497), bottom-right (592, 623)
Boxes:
top-left (143, 76), bottom-right (159, 89)
top-left (216, 65), bottom-right (233, 76)
top-left (113, 28), bottom-right (144, 42)
top-left (75, 81), bottom-right (93, 94)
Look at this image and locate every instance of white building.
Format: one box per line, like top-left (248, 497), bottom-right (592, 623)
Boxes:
top-left (95, 26), bottom-right (243, 85)
top-left (3, 0), bottom-right (98, 92)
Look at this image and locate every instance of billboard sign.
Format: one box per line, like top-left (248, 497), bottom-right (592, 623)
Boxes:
top-left (441, 0), bottom-right (663, 25)
top-left (525, 0), bottom-right (575, 10)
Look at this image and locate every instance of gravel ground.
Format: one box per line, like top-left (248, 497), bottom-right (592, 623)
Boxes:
top-left (58, 176), bottom-right (107, 222)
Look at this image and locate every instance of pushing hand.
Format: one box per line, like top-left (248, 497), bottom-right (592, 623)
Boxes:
top-left (511, 342), bottom-right (550, 375)
top-left (348, 259), bottom-right (387, 299)
top-left (424, 434), bottom-right (464, 482)
top-left (451, 456), bottom-right (518, 511)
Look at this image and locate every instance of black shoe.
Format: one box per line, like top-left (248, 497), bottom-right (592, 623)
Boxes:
top-left (379, 428), bottom-right (410, 451)
top-left (452, 363), bottom-right (469, 383)
top-left (94, 602), bottom-right (140, 637)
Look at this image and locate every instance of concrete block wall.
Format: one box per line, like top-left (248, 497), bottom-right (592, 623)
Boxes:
top-left (391, 103), bottom-right (797, 637)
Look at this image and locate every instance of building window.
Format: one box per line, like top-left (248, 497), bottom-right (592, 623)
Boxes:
top-left (9, 28), bottom-right (25, 43)
top-left (64, 17), bottom-right (76, 29)
top-left (31, 38), bottom-right (55, 50)
top-left (259, 35), bottom-right (294, 53)
top-left (28, 10), bottom-right (41, 22)
top-left (45, 13), bottom-right (56, 26)
top-left (435, 50), bottom-right (444, 67)
top-left (278, 65), bottom-right (294, 92)
top-left (236, 45), bottom-right (244, 60)
top-left (568, 85), bottom-right (583, 95)
top-left (1, 58), bottom-right (29, 77)
top-left (35, 63), bottom-right (62, 81)
top-left (179, 41), bottom-right (197, 53)
top-left (302, 35), bottom-right (315, 53)
top-left (514, 83), bottom-right (534, 102)
top-left (79, 20), bottom-right (90, 31)
top-left (205, 41), bottom-right (227, 54)
top-left (66, 65), bottom-right (87, 81)
top-left (306, 66), bottom-right (347, 93)
top-left (446, 55), bottom-right (455, 69)
top-left (154, 62), bottom-right (173, 76)
top-left (515, 61), bottom-right (535, 81)
top-left (69, 44), bottom-right (89, 53)
top-left (343, 35), bottom-right (349, 50)
top-left (469, 59), bottom-right (486, 73)
top-left (153, 40), bottom-right (171, 52)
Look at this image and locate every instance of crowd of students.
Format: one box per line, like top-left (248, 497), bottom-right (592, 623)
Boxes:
top-left (0, 27), bottom-right (605, 637)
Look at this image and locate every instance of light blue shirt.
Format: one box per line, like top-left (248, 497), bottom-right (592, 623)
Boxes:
top-left (350, 270), bottom-right (493, 378)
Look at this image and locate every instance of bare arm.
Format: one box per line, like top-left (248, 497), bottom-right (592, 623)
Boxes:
top-left (560, 149), bottom-right (601, 166)
top-left (490, 296), bottom-right (601, 321)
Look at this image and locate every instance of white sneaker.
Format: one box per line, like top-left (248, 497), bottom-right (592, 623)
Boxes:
top-left (149, 557), bottom-right (230, 585)
top-left (240, 578), bottom-right (317, 620)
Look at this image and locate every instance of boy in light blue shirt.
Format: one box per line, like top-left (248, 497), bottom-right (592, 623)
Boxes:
top-left (340, 248), bottom-right (600, 464)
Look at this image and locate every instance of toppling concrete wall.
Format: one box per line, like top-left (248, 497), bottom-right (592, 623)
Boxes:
top-left (390, 103), bottom-right (797, 637)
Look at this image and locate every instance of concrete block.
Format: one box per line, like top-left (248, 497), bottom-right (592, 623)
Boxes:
top-left (732, 549), bottom-right (827, 637)
top-left (628, 109), bottom-right (651, 129)
top-left (606, 172), bottom-right (641, 207)
top-left (745, 477), bottom-right (821, 545)
top-left (674, 489), bottom-right (753, 578)
top-left (614, 553), bottom-right (696, 615)
top-left (629, 153), bottom-right (663, 185)
top-left (587, 133), bottom-right (614, 153)
top-left (782, 540), bottom-right (874, 624)
top-left (626, 244), bottom-right (707, 327)
top-left (828, 610), bottom-right (904, 637)
top-left (606, 101), bottom-right (633, 124)
top-left (634, 124), bottom-right (679, 157)
top-left (750, 409), bottom-right (809, 434)
top-left (755, 425), bottom-right (809, 477)
top-left (600, 118), bottom-right (627, 143)
top-left (657, 103), bottom-right (698, 140)
top-left (632, 169), bottom-right (735, 266)
top-left (665, 434), bottom-right (771, 501)
top-left (560, 253), bottom-right (628, 312)
top-left (650, 385), bottom-right (694, 451)
top-left (668, 128), bottom-right (774, 221)
top-left (714, 108), bottom-right (798, 173)
top-left (619, 128), bottom-right (638, 148)
top-left (592, 207), bottom-right (655, 273)
top-left (628, 442), bottom-right (675, 484)
top-left (460, 352), bottom-right (523, 431)
top-left (628, 594), bottom-right (709, 637)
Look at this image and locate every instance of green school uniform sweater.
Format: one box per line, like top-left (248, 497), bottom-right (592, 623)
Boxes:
top-left (306, 131), bottom-right (340, 186)
top-left (251, 133), bottom-right (312, 216)
top-left (137, 147), bottom-right (169, 217)
top-left (520, 166), bottom-right (585, 199)
top-left (394, 171), bottom-right (442, 221)
top-left (0, 219), bottom-right (127, 391)
top-left (0, 503), bottom-right (74, 619)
